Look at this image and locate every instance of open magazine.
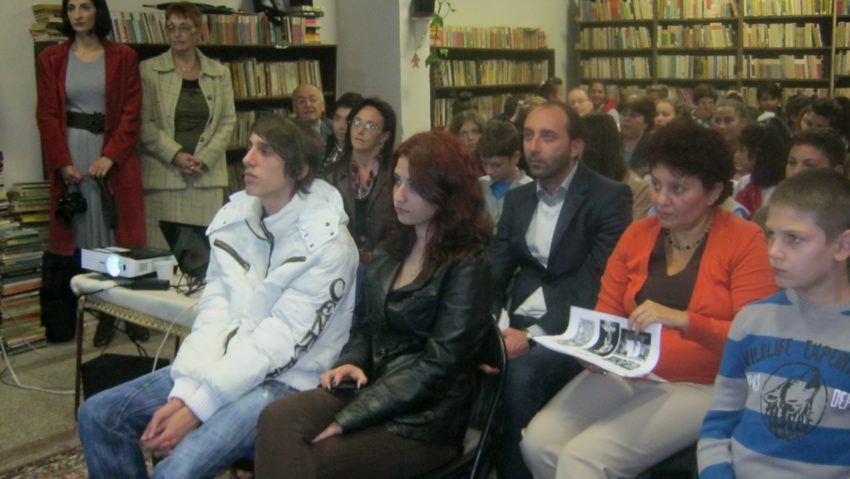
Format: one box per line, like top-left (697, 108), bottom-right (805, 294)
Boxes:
top-left (534, 306), bottom-right (662, 378)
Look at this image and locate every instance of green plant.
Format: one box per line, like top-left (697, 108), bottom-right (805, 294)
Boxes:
top-left (425, 0), bottom-right (455, 67)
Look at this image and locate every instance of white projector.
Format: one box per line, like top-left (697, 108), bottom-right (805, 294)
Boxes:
top-left (81, 247), bottom-right (173, 278)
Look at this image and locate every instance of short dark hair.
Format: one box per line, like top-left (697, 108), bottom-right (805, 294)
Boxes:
top-left (525, 101), bottom-right (585, 142)
top-left (580, 113), bottom-right (627, 182)
top-left (537, 77), bottom-right (564, 99)
top-left (803, 97), bottom-right (850, 140)
top-left (165, 1), bottom-right (203, 27)
top-left (756, 81), bottom-right (782, 100)
top-left (502, 95), bottom-right (521, 117)
top-left (250, 115), bottom-right (323, 195)
top-left (740, 117), bottom-right (790, 188)
top-left (791, 127), bottom-right (847, 169)
top-left (645, 117), bottom-right (734, 205)
top-left (386, 130), bottom-right (491, 266)
top-left (331, 92), bottom-right (364, 114)
top-left (61, 0), bottom-right (113, 39)
top-left (342, 97), bottom-right (397, 167)
top-left (786, 94), bottom-right (814, 119)
top-left (619, 94), bottom-right (656, 127)
top-left (770, 168), bottom-right (850, 240)
top-left (693, 84), bottom-right (717, 103)
top-left (477, 121), bottom-right (520, 158)
top-left (449, 110), bottom-right (487, 136)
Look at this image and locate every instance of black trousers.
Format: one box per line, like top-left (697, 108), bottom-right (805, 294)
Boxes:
top-left (254, 388), bottom-right (457, 479)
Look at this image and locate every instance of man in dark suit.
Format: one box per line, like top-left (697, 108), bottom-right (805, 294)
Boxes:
top-left (492, 102), bottom-right (632, 479)
top-left (293, 83), bottom-right (332, 140)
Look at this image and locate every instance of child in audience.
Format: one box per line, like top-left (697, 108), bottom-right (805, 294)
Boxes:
top-left (734, 118), bottom-right (790, 217)
top-left (698, 168), bottom-right (850, 479)
top-left (786, 127), bottom-right (846, 178)
top-left (477, 120), bottom-right (532, 229)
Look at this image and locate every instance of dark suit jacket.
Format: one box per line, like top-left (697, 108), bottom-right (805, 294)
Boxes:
top-left (490, 162), bottom-right (632, 334)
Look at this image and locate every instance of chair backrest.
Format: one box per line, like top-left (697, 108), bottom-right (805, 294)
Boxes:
top-left (419, 318), bottom-right (507, 479)
top-left (467, 318), bottom-right (508, 477)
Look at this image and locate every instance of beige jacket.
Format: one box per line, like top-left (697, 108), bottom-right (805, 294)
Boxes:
top-left (140, 49), bottom-right (236, 190)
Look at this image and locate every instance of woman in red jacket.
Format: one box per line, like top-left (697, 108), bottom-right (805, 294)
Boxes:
top-left (520, 118), bottom-right (779, 479)
top-left (36, 0), bottom-right (145, 344)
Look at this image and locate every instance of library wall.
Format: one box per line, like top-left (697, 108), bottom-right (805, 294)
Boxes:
top-left (0, 0), bottom-right (336, 187)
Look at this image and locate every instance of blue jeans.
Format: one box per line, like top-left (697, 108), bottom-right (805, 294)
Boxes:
top-left (498, 347), bottom-right (583, 479)
top-left (78, 367), bottom-right (297, 479)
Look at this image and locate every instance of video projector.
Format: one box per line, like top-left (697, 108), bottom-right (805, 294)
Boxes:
top-left (81, 247), bottom-right (173, 278)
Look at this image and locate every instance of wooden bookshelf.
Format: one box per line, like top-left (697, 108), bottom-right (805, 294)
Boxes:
top-left (574, 0), bottom-right (848, 107)
top-left (428, 46), bottom-right (555, 128)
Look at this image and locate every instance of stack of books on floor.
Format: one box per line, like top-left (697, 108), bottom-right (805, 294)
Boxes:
top-left (7, 182), bottom-right (50, 243)
top-left (30, 3), bottom-right (66, 42)
top-left (0, 227), bottom-right (45, 355)
top-left (282, 5), bottom-right (323, 45)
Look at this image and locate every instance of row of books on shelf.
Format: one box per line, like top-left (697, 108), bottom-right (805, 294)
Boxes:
top-left (743, 54), bottom-right (825, 79)
top-left (580, 27), bottom-right (652, 50)
top-left (657, 0), bottom-right (738, 19)
top-left (581, 58), bottom-right (652, 80)
top-left (581, 54), bottom-right (828, 80)
top-left (742, 0), bottom-right (832, 16)
top-left (32, 6), bottom-right (323, 46)
top-left (228, 109), bottom-right (289, 151)
top-left (834, 24), bottom-right (850, 48)
top-left (657, 24), bottom-right (735, 49)
top-left (431, 60), bottom-right (550, 88)
top-left (431, 26), bottom-right (548, 49)
top-left (657, 55), bottom-right (736, 79)
top-left (743, 23), bottom-right (824, 48)
top-left (582, 23), bottom-right (828, 51)
top-left (834, 52), bottom-right (850, 76)
top-left (580, 0), bottom-right (832, 21)
top-left (227, 59), bottom-right (322, 99)
top-left (578, 0), bottom-right (653, 21)
top-left (432, 94), bottom-right (515, 129)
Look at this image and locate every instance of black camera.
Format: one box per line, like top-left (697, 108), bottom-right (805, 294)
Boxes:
top-left (55, 191), bottom-right (88, 225)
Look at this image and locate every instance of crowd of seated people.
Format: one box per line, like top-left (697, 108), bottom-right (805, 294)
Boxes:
top-left (49, 2), bottom-right (850, 477)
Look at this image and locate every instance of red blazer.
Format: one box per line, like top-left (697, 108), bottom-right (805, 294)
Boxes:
top-left (595, 208), bottom-right (778, 384)
top-left (36, 39), bottom-right (146, 255)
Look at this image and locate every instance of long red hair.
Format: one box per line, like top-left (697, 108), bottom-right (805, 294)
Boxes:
top-left (385, 130), bottom-right (491, 266)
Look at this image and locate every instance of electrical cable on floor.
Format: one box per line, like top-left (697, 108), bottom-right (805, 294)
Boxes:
top-left (151, 302), bottom-right (198, 372)
top-left (0, 338), bottom-right (74, 395)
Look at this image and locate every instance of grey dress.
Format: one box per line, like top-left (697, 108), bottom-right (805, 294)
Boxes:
top-left (65, 52), bottom-right (112, 248)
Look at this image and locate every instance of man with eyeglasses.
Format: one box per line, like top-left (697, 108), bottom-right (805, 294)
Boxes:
top-left (293, 83), bottom-right (332, 141)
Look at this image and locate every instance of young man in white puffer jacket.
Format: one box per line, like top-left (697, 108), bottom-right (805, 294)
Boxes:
top-left (79, 115), bottom-right (359, 479)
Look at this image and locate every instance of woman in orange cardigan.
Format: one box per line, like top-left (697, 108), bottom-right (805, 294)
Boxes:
top-left (520, 118), bottom-right (778, 479)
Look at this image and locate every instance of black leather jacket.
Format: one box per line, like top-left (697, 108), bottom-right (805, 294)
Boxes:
top-left (333, 248), bottom-right (490, 446)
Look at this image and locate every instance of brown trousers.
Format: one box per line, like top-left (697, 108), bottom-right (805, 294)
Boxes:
top-left (254, 388), bottom-right (458, 479)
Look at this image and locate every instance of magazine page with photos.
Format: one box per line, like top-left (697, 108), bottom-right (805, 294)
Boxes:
top-left (534, 306), bottom-right (663, 378)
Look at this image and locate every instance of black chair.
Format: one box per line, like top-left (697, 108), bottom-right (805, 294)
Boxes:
top-left (416, 318), bottom-right (508, 479)
top-left (230, 319), bottom-right (508, 479)
top-left (638, 445), bottom-right (698, 479)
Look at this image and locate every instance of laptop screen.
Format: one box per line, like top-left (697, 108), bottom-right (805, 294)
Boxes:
top-left (158, 221), bottom-right (211, 281)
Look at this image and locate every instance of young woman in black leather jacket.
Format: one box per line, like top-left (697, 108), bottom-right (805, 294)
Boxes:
top-left (254, 129), bottom-right (493, 479)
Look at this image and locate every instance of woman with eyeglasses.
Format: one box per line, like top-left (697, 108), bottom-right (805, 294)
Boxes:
top-left (36, 0), bottom-right (145, 344)
top-left (139, 1), bottom-right (235, 250)
top-left (325, 98), bottom-right (397, 260)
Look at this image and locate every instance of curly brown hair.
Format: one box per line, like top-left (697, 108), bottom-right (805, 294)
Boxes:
top-left (645, 118), bottom-right (734, 205)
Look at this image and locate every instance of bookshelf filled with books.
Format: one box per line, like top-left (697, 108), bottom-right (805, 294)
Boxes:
top-left (33, 9), bottom-right (336, 190)
top-left (428, 25), bottom-right (553, 128)
top-left (575, 0), bottom-right (841, 108)
top-left (428, 25), bottom-right (554, 128)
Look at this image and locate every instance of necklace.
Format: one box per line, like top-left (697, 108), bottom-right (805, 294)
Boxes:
top-left (665, 218), bottom-right (712, 252)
